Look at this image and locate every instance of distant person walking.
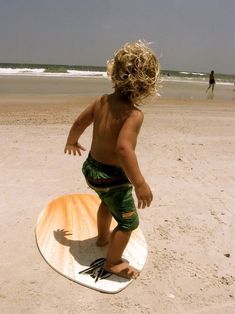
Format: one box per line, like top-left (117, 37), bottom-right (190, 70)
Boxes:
top-left (206, 70), bottom-right (215, 93)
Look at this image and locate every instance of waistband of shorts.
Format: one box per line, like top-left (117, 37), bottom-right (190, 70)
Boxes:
top-left (87, 152), bottom-right (124, 173)
top-left (86, 181), bottom-right (132, 192)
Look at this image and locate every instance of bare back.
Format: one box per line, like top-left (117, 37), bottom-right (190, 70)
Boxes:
top-left (90, 94), bottom-right (141, 166)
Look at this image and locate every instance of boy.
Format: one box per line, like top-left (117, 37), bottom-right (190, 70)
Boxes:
top-left (64, 41), bottom-right (160, 279)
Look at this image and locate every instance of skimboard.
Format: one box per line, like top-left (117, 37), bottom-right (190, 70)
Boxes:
top-left (35, 194), bottom-right (148, 293)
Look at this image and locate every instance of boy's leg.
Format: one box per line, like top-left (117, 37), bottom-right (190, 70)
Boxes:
top-left (104, 227), bottom-right (140, 279)
top-left (96, 201), bottom-right (112, 246)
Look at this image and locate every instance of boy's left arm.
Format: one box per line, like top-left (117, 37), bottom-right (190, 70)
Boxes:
top-left (116, 110), bottom-right (153, 209)
top-left (64, 100), bottom-right (95, 156)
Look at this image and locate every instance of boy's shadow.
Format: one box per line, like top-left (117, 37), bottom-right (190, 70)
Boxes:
top-left (53, 229), bottom-right (107, 266)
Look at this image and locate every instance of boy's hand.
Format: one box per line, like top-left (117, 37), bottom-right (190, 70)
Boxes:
top-left (64, 143), bottom-right (86, 156)
top-left (135, 181), bottom-right (153, 209)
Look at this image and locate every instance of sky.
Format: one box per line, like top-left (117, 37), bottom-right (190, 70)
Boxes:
top-left (0, 0), bottom-right (234, 74)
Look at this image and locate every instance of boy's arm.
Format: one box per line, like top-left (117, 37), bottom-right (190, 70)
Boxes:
top-left (64, 100), bottom-right (95, 156)
top-left (116, 110), bottom-right (153, 209)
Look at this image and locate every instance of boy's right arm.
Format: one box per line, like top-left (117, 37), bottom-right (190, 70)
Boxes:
top-left (116, 110), bottom-right (153, 209)
top-left (64, 100), bottom-right (96, 156)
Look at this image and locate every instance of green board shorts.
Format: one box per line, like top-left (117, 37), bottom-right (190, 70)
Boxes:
top-left (82, 153), bottom-right (139, 231)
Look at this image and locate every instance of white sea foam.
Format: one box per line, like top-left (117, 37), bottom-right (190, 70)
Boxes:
top-left (180, 71), bottom-right (205, 76)
top-left (0, 68), bottom-right (45, 75)
top-left (163, 76), bottom-right (234, 86)
top-left (163, 76), bottom-right (207, 84)
top-left (0, 67), bottom-right (233, 85)
top-left (192, 72), bottom-right (205, 76)
top-left (0, 67), bottom-right (108, 78)
top-left (67, 70), bottom-right (107, 78)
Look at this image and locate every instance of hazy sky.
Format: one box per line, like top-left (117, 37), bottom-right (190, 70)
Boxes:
top-left (0, 0), bottom-right (234, 74)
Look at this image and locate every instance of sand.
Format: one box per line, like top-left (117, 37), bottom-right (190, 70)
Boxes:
top-left (0, 77), bottom-right (235, 313)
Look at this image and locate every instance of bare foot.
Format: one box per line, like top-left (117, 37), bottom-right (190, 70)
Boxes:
top-left (96, 237), bottom-right (109, 247)
top-left (104, 261), bottom-right (140, 279)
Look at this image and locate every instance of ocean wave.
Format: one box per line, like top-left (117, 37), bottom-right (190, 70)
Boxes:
top-left (162, 76), bottom-right (234, 86)
top-left (192, 72), bottom-right (205, 76)
top-left (67, 70), bottom-right (107, 78)
top-left (0, 66), bottom-right (234, 85)
top-left (0, 67), bottom-right (45, 75)
top-left (180, 71), bottom-right (205, 76)
top-left (0, 67), bottom-right (108, 78)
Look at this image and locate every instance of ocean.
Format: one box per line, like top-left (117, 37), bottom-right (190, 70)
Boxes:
top-left (0, 63), bottom-right (234, 86)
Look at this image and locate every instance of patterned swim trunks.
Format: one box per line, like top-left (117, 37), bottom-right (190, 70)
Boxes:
top-left (82, 153), bottom-right (139, 231)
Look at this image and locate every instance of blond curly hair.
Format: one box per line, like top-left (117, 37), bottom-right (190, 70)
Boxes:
top-left (107, 40), bottom-right (160, 104)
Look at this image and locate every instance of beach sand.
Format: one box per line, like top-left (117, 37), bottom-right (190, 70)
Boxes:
top-left (0, 77), bottom-right (235, 313)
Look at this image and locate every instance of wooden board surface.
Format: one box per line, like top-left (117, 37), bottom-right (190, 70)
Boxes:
top-left (35, 194), bottom-right (148, 293)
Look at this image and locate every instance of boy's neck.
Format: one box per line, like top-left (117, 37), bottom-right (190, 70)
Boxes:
top-left (111, 91), bottom-right (134, 106)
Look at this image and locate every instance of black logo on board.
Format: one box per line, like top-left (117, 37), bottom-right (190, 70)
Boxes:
top-left (79, 258), bottom-right (112, 283)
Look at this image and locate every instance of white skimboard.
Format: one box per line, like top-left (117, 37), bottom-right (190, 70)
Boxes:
top-left (35, 194), bottom-right (148, 293)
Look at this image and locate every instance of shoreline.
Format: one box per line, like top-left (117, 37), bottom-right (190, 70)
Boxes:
top-left (0, 73), bottom-right (234, 86)
top-left (0, 76), bottom-right (234, 102)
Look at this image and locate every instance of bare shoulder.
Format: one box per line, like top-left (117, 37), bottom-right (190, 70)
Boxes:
top-left (130, 107), bottom-right (144, 118)
top-left (118, 106), bottom-right (144, 137)
top-left (92, 94), bottom-right (108, 111)
top-left (128, 107), bottom-right (144, 125)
